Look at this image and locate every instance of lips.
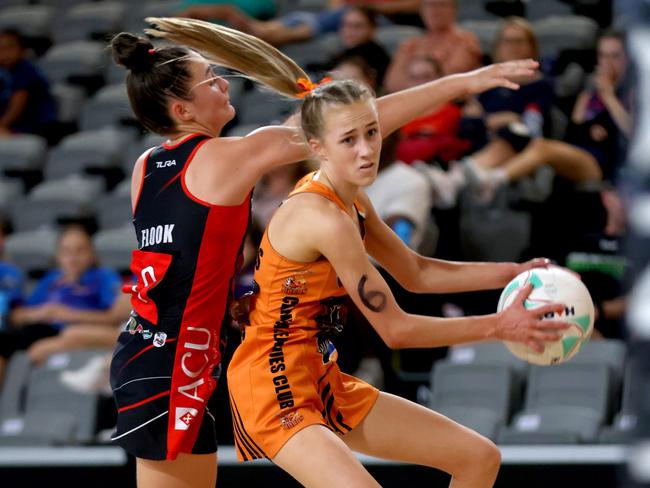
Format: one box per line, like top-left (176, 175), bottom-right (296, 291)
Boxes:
top-left (360, 162), bottom-right (374, 170)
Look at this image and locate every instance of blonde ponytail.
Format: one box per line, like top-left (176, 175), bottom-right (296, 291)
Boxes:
top-left (145, 17), bottom-right (310, 99)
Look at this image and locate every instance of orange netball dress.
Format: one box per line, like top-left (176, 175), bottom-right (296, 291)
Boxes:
top-left (227, 172), bottom-right (379, 461)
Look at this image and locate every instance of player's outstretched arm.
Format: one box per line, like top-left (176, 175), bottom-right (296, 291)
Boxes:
top-left (376, 59), bottom-right (539, 138)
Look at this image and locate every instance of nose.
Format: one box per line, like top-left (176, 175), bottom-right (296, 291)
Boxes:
top-left (218, 77), bottom-right (229, 92)
top-left (357, 138), bottom-right (374, 157)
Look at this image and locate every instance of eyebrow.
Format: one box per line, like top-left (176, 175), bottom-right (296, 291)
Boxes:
top-left (340, 121), bottom-right (377, 137)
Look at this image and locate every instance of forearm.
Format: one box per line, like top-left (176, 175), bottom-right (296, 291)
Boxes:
top-left (0, 91), bottom-right (28, 128)
top-left (409, 257), bottom-right (519, 294)
top-left (390, 311), bottom-right (498, 349)
top-left (377, 74), bottom-right (468, 136)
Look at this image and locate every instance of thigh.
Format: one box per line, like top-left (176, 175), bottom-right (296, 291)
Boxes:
top-left (342, 392), bottom-right (494, 474)
top-left (273, 424), bottom-right (379, 488)
top-left (136, 452), bottom-right (217, 488)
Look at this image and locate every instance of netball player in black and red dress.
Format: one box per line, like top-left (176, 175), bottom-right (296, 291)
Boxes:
top-left (108, 17), bottom-right (540, 488)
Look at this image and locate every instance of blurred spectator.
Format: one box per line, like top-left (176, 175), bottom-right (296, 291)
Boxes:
top-left (176, 0), bottom-right (277, 20)
top-left (476, 17), bottom-right (554, 138)
top-left (394, 55), bottom-right (469, 165)
top-left (326, 7), bottom-right (391, 87)
top-left (384, 0), bottom-right (482, 91)
top-left (0, 218), bottom-right (23, 331)
top-left (569, 29), bottom-right (632, 184)
top-left (365, 131), bottom-right (434, 251)
top-left (0, 29), bottom-right (56, 137)
top-left (252, 163), bottom-right (309, 227)
top-left (330, 55), bottom-right (379, 93)
top-left (0, 224), bottom-right (120, 376)
top-left (27, 292), bottom-right (131, 365)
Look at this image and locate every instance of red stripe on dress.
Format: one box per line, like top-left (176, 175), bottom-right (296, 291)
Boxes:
top-left (118, 390), bottom-right (171, 413)
top-left (118, 338), bottom-right (177, 374)
top-left (165, 197), bottom-right (250, 460)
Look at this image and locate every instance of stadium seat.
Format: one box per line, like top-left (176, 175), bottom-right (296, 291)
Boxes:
top-left (526, 0), bottom-right (573, 20)
top-left (599, 360), bottom-right (639, 444)
top-left (499, 363), bottom-right (611, 444)
top-left (281, 33), bottom-right (344, 69)
top-left (51, 83), bottom-right (88, 125)
top-left (97, 192), bottom-right (133, 230)
top-left (124, 0), bottom-right (182, 32)
top-left (38, 40), bottom-right (106, 85)
top-left (0, 352), bottom-right (32, 433)
top-left (457, 2), bottom-right (498, 21)
top-left (4, 228), bottom-right (58, 275)
top-left (94, 226), bottom-right (138, 274)
top-left (448, 341), bottom-right (529, 384)
top-left (375, 25), bottom-right (425, 57)
top-left (104, 61), bottom-right (127, 85)
top-left (572, 339), bottom-right (627, 399)
top-left (460, 19), bottom-right (501, 55)
top-left (0, 178), bottom-right (23, 219)
top-left (238, 89), bottom-right (299, 125)
top-left (50, 1), bottom-right (127, 44)
top-left (534, 15), bottom-right (598, 59)
top-left (79, 83), bottom-right (137, 132)
top-left (429, 362), bottom-right (516, 441)
top-left (0, 134), bottom-right (48, 172)
top-left (0, 5), bottom-right (55, 39)
top-left (11, 176), bottom-right (102, 232)
top-left (44, 127), bottom-right (128, 181)
top-left (459, 201), bottom-right (531, 262)
top-left (0, 350), bottom-right (110, 446)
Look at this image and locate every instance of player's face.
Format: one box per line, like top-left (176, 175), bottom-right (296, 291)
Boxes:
top-left (312, 99), bottom-right (382, 187)
top-left (185, 56), bottom-right (235, 133)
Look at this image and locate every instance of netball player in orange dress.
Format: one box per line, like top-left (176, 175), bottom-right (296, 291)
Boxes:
top-left (227, 79), bottom-right (570, 487)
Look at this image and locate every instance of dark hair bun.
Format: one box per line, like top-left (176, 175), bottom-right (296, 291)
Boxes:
top-left (111, 32), bottom-right (155, 72)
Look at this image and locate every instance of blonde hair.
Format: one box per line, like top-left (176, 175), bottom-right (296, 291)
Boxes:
top-left (145, 17), bottom-right (310, 98)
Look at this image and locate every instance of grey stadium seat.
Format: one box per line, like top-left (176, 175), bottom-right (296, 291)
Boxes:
top-left (38, 40), bottom-right (106, 85)
top-left (375, 25), bottom-right (425, 57)
top-left (51, 83), bottom-right (88, 125)
top-left (429, 362), bottom-right (516, 441)
top-left (124, 0), bottom-right (181, 32)
top-left (0, 178), bottom-right (23, 218)
top-left (0, 352), bottom-right (32, 433)
top-left (0, 134), bottom-right (47, 172)
top-left (526, 0), bottom-right (573, 20)
top-left (238, 89), bottom-right (299, 126)
top-left (600, 361), bottom-right (640, 444)
top-left (0, 5), bottom-right (55, 38)
top-left (51, 1), bottom-right (127, 44)
top-left (459, 202), bottom-right (531, 262)
top-left (0, 350), bottom-right (110, 446)
top-left (448, 341), bottom-right (529, 387)
top-left (499, 363), bottom-right (611, 444)
top-left (281, 33), bottom-right (344, 68)
top-left (94, 225), bottom-right (138, 273)
top-left (4, 228), bottom-right (58, 274)
top-left (79, 83), bottom-right (137, 132)
top-left (44, 127), bottom-right (127, 181)
top-left (534, 15), bottom-right (598, 59)
top-left (97, 192), bottom-right (133, 230)
top-left (11, 176), bottom-right (102, 232)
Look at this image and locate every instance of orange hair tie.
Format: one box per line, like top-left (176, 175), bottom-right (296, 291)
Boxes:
top-left (296, 77), bottom-right (333, 98)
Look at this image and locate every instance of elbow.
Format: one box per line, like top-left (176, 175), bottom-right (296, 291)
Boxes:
top-left (379, 320), bottom-right (410, 349)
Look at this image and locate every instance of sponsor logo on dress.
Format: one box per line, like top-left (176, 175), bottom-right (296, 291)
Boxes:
top-left (282, 273), bottom-right (309, 295)
top-left (175, 407), bottom-right (198, 430)
top-left (156, 159), bottom-right (177, 168)
top-left (280, 411), bottom-right (304, 431)
top-left (153, 331), bottom-right (167, 347)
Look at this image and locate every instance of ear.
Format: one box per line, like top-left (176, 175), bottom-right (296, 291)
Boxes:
top-left (170, 99), bottom-right (193, 123)
top-left (308, 138), bottom-right (327, 161)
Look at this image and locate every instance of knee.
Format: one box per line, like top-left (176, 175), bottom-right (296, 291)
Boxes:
top-left (476, 437), bottom-right (501, 474)
top-left (453, 435), bottom-right (500, 482)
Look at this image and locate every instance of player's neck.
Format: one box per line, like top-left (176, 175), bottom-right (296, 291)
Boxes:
top-left (314, 170), bottom-right (359, 213)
